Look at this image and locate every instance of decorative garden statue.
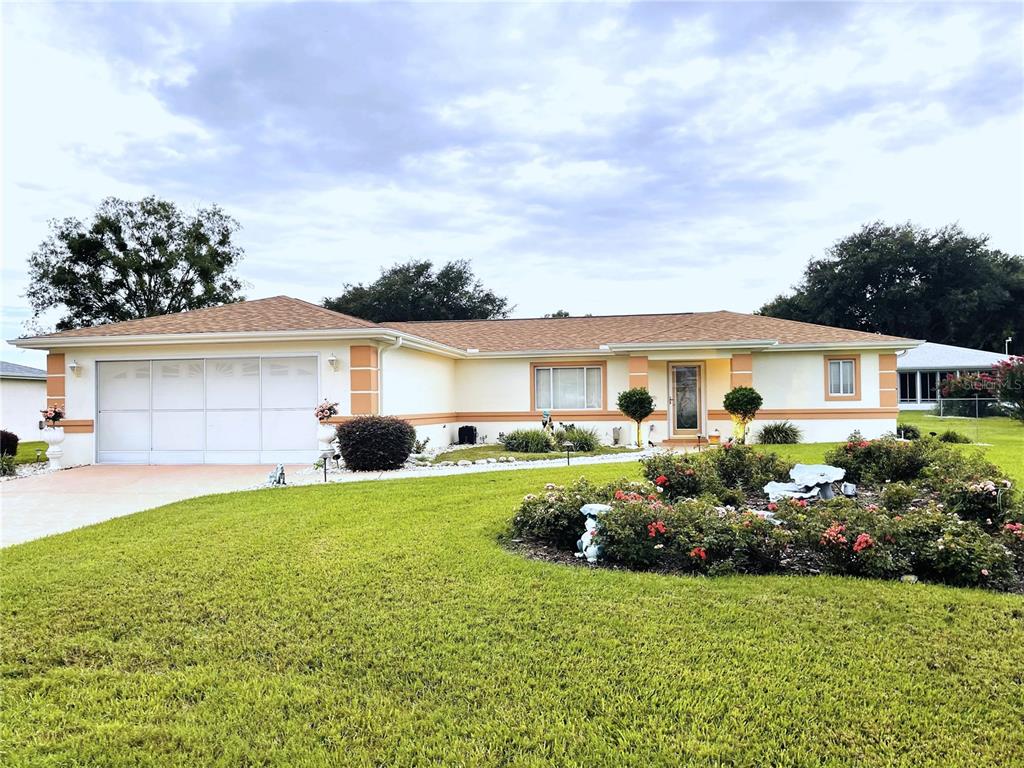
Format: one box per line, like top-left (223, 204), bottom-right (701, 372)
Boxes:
top-left (267, 463), bottom-right (286, 486)
top-left (575, 503), bottom-right (612, 563)
top-left (540, 410), bottom-right (554, 434)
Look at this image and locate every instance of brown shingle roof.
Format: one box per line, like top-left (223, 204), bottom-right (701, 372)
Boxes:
top-left (30, 296), bottom-right (379, 339)
top-left (21, 296), bottom-right (915, 352)
top-left (387, 311), bottom-right (913, 352)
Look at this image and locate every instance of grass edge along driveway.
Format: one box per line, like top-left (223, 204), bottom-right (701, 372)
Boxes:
top-left (2, 462), bottom-right (1023, 767)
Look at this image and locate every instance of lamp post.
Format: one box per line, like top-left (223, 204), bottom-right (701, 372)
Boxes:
top-left (1006, 337), bottom-right (1013, 355)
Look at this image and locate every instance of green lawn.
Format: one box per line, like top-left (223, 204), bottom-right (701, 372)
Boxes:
top-left (13, 440), bottom-right (46, 466)
top-left (432, 443), bottom-right (640, 464)
top-left (750, 412), bottom-right (1024, 485)
top-left (3, 463), bottom-right (1023, 766)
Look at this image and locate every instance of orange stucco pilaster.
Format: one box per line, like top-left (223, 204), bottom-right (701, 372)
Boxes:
top-left (350, 346), bottom-right (380, 415)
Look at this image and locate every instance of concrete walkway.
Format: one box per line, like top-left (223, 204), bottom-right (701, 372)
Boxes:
top-left (1, 451), bottom-right (653, 547)
top-left (1, 464), bottom-right (301, 547)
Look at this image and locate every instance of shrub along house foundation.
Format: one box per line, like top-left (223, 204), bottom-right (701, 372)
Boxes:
top-left (10, 296), bottom-right (919, 466)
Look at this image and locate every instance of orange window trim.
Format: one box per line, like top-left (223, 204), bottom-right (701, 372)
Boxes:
top-left (529, 360), bottom-right (608, 412)
top-left (823, 354), bottom-right (861, 401)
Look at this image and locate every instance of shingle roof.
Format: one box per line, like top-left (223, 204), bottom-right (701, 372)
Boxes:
top-left (15, 296), bottom-right (916, 352)
top-left (897, 342), bottom-right (1010, 370)
top-left (0, 361), bottom-right (47, 379)
top-left (388, 311), bottom-right (913, 352)
top-left (24, 296), bottom-right (378, 339)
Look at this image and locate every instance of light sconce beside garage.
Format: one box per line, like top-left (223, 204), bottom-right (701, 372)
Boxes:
top-left (327, 354), bottom-right (339, 371)
top-left (69, 360), bottom-right (82, 377)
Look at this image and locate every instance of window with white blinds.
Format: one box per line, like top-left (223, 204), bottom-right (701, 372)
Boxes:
top-left (534, 366), bottom-right (602, 409)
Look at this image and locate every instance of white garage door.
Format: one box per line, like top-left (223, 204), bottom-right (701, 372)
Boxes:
top-left (97, 356), bottom-right (319, 464)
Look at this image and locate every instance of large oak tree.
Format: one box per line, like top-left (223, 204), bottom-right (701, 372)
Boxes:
top-left (27, 196), bottom-right (245, 331)
top-left (323, 259), bottom-right (511, 322)
top-left (758, 222), bottom-right (1023, 351)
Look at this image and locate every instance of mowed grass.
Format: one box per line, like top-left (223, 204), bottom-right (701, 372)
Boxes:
top-left (3, 464), bottom-right (1024, 766)
top-left (13, 440), bottom-right (46, 465)
top-left (432, 443), bottom-right (640, 464)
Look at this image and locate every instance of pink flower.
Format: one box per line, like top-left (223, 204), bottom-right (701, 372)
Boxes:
top-left (981, 569), bottom-right (990, 577)
top-left (767, 502), bottom-right (778, 512)
top-left (689, 546), bottom-right (707, 560)
top-left (853, 533), bottom-right (874, 553)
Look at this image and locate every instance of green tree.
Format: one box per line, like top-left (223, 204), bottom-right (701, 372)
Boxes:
top-left (758, 222), bottom-right (1023, 351)
top-left (546, 310), bottom-right (571, 318)
top-left (723, 386), bottom-right (763, 444)
top-left (323, 260), bottom-right (511, 322)
top-left (27, 196), bottom-right (245, 331)
top-left (617, 387), bottom-right (655, 448)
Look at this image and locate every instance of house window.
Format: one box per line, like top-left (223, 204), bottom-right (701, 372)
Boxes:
top-left (920, 371), bottom-right (939, 402)
top-left (827, 358), bottom-right (857, 397)
top-left (899, 372), bottom-right (918, 403)
top-left (534, 365), bottom-right (602, 410)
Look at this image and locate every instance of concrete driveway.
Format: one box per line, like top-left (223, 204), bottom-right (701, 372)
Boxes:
top-left (0, 465), bottom-right (300, 547)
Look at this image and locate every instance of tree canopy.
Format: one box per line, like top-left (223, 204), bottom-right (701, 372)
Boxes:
top-left (27, 196), bottom-right (245, 331)
top-left (323, 259), bottom-right (511, 322)
top-left (758, 222), bottom-right (1023, 351)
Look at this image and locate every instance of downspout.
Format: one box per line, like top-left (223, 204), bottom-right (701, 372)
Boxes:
top-left (377, 336), bottom-right (403, 414)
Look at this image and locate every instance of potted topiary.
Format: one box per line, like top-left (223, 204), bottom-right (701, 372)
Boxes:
top-left (314, 400), bottom-right (339, 451)
top-left (617, 387), bottom-right (655, 448)
top-left (40, 405), bottom-right (66, 469)
top-left (722, 386), bottom-right (762, 444)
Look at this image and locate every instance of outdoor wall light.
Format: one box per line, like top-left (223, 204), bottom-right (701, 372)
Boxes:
top-left (327, 354), bottom-right (339, 371)
top-left (69, 360), bottom-right (82, 376)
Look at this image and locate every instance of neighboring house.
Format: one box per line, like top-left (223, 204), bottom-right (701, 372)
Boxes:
top-left (896, 342), bottom-right (1010, 410)
top-left (9, 296), bottom-right (919, 466)
top-left (0, 361), bottom-right (46, 442)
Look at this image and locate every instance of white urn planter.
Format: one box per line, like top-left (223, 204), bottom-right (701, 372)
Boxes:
top-left (42, 425), bottom-right (66, 470)
top-left (317, 421), bottom-right (337, 453)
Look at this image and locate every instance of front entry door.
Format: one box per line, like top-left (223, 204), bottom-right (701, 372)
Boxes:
top-left (669, 364), bottom-right (703, 437)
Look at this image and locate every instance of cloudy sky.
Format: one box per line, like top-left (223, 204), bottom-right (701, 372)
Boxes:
top-left (2, 1), bottom-right (1022, 367)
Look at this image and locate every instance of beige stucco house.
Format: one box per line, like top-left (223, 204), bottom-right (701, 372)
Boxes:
top-left (10, 296), bottom-right (919, 466)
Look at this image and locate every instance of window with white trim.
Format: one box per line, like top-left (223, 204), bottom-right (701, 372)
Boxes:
top-left (828, 358), bottom-right (856, 396)
top-left (534, 366), bottom-right (602, 410)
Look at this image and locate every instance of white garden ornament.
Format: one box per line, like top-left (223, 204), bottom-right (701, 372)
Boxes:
top-left (41, 426), bottom-right (65, 470)
top-left (575, 503), bottom-right (612, 563)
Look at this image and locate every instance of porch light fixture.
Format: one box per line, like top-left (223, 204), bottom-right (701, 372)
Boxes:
top-left (68, 359), bottom-right (81, 376)
top-left (327, 353), bottom-right (339, 371)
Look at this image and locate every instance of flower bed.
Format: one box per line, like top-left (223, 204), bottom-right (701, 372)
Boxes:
top-left (508, 439), bottom-right (1024, 591)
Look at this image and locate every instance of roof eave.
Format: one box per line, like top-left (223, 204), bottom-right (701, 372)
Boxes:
top-left (8, 328), bottom-right (466, 358)
top-left (761, 339), bottom-right (923, 352)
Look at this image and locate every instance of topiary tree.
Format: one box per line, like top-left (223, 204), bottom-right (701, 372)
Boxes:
top-left (617, 388), bottom-right (655, 448)
top-left (335, 416), bottom-right (416, 471)
top-left (723, 386), bottom-right (763, 444)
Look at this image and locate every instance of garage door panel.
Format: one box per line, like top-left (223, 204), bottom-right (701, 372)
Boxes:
top-left (99, 361), bottom-right (150, 410)
top-left (98, 356), bottom-right (318, 464)
top-left (98, 411), bottom-right (151, 451)
top-left (206, 410), bottom-right (260, 451)
top-left (206, 358), bottom-right (260, 409)
top-left (153, 360), bottom-right (203, 410)
top-left (152, 411), bottom-right (204, 450)
top-left (262, 357), bottom-right (317, 409)
top-left (261, 410), bottom-right (317, 450)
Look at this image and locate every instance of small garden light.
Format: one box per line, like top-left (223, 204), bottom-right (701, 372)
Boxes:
top-left (35, 448), bottom-right (43, 463)
top-left (562, 441), bottom-right (575, 466)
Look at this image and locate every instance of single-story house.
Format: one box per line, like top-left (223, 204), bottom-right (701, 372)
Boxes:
top-left (0, 361), bottom-right (47, 442)
top-left (9, 296), bottom-right (919, 465)
top-left (897, 342), bottom-right (1010, 410)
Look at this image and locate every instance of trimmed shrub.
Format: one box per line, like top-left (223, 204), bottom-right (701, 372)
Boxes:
top-left (500, 429), bottom-right (553, 453)
top-left (723, 386), bottom-right (763, 443)
top-left (0, 454), bottom-right (15, 477)
top-left (938, 429), bottom-right (971, 444)
top-left (640, 452), bottom-right (724, 501)
top-left (510, 477), bottom-right (655, 549)
top-left (617, 388), bottom-right (655, 448)
top-left (553, 425), bottom-right (601, 452)
top-left (756, 421), bottom-right (801, 444)
top-left (895, 422), bottom-right (921, 440)
top-left (0, 429), bottom-right (19, 457)
top-left (708, 445), bottom-right (792, 492)
top-left (880, 482), bottom-right (917, 513)
top-left (335, 416), bottom-right (416, 471)
top-left (823, 436), bottom-right (936, 485)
